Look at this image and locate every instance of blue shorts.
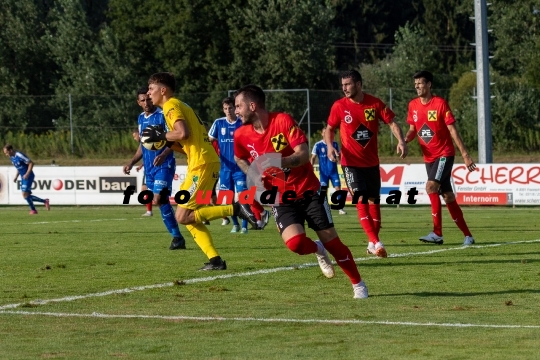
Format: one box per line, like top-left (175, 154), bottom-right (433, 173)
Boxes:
top-left (146, 168), bottom-right (175, 196)
top-left (219, 170), bottom-right (247, 193)
top-left (319, 171), bottom-right (341, 188)
top-left (20, 173), bottom-right (35, 193)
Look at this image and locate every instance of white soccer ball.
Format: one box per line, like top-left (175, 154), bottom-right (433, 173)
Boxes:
top-left (141, 125), bottom-right (167, 151)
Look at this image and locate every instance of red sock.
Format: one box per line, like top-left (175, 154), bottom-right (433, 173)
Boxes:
top-left (369, 204), bottom-right (381, 236)
top-left (446, 200), bottom-right (472, 237)
top-left (251, 201), bottom-right (264, 221)
top-left (356, 202), bottom-right (379, 243)
top-left (285, 233), bottom-right (317, 255)
top-left (323, 237), bottom-right (361, 284)
top-left (428, 193), bottom-right (442, 236)
top-left (144, 195), bottom-right (152, 212)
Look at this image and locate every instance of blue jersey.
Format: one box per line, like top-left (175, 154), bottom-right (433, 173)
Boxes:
top-left (9, 151), bottom-right (33, 176)
top-left (138, 109), bottom-right (175, 175)
top-left (208, 117), bottom-right (242, 172)
top-left (312, 140), bottom-right (339, 176)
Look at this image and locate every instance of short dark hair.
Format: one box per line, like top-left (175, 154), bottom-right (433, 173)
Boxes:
top-left (148, 72), bottom-right (176, 92)
top-left (3, 144), bottom-right (13, 151)
top-left (222, 97), bottom-right (235, 106)
top-left (137, 86), bottom-right (149, 96)
top-left (235, 84), bottom-right (266, 108)
top-left (413, 70), bottom-right (433, 84)
top-left (340, 70), bottom-right (362, 85)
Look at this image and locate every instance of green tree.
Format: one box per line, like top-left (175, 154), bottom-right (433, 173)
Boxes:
top-left (0, 0), bottom-right (56, 131)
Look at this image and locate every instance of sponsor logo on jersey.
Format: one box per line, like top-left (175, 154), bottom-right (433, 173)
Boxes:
top-left (428, 110), bottom-right (437, 121)
top-left (344, 110), bottom-right (353, 124)
top-left (418, 123), bottom-right (434, 144)
top-left (364, 108), bottom-right (375, 121)
top-left (413, 110), bottom-right (418, 122)
top-left (247, 144), bottom-right (259, 159)
top-left (271, 133), bottom-right (289, 152)
top-left (352, 123), bottom-right (374, 148)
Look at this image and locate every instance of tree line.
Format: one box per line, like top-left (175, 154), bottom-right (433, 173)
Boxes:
top-left (1, 0), bottom-right (539, 157)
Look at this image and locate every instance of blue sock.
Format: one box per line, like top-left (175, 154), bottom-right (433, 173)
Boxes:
top-left (160, 203), bottom-right (183, 239)
top-left (25, 197), bottom-right (36, 211)
top-left (242, 219), bottom-right (248, 229)
top-left (30, 195), bottom-right (45, 203)
top-left (232, 215), bottom-right (239, 226)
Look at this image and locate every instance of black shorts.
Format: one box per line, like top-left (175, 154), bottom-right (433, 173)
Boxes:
top-left (425, 156), bottom-right (454, 193)
top-left (341, 165), bottom-right (381, 199)
top-left (271, 193), bottom-right (334, 235)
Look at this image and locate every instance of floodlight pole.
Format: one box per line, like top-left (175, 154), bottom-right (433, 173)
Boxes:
top-left (474, 0), bottom-right (493, 163)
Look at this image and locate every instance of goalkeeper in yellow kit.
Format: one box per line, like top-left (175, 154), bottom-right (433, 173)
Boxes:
top-left (144, 72), bottom-right (258, 270)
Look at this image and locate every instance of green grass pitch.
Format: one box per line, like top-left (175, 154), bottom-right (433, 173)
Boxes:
top-left (1, 205), bottom-right (539, 359)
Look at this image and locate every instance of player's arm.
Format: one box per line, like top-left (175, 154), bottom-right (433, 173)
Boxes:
top-left (13, 172), bottom-right (19, 182)
top-left (405, 124), bottom-right (417, 143)
top-left (166, 120), bottom-right (190, 141)
top-left (282, 143), bottom-right (310, 168)
top-left (23, 160), bottom-right (34, 179)
top-left (323, 125), bottom-right (339, 162)
top-left (448, 124), bottom-right (476, 172)
top-left (387, 120), bottom-right (408, 159)
top-left (153, 146), bottom-right (173, 166)
top-left (235, 155), bottom-right (251, 175)
top-left (123, 144), bottom-right (143, 175)
top-left (310, 154), bottom-right (317, 166)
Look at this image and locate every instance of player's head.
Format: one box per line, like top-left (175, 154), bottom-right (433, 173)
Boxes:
top-left (137, 86), bottom-right (155, 114)
top-left (234, 84), bottom-right (266, 125)
top-left (413, 70), bottom-right (433, 97)
top-left (321, 124), bottom-right (328, 137)
top-left (147, 72), bottom-right (176, 107)
top-left (222, 97), bottom-right (236, 120)
top-left (3, 144), bottom-right (15, 157)
top-left (340, 70), bottom-right (363, 99)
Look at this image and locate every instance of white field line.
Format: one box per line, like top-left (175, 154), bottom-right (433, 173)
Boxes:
top-left (1, 239), bottom-right (539, 311)
top-left (26, 218), bottom-right (129, 225)
top-left (1, 310), bottom-right (539, 329)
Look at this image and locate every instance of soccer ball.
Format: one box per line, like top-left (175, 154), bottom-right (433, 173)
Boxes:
top-left (141, 125), bottom-right (167, 151)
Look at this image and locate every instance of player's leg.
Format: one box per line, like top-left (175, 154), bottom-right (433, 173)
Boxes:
top-left (420, 158), bottom-right (448, 244)
top-left (142, 174), bottom-right (152, 216)
top-left (305, 192), bottom-right (366, 297)
top-left (343, 166), bottom-right (380, 246)
top-left (331, 174), bottom-right (346, 215)
top-left (219, 171), bottom-right (236, 228)
top-left (152, 169), bottom-right (186, 250)
top-left (21, 176), bottom-right (37, 214)
top-left (365, 166), bottom-right (382, 237)
top-left (174, 164), bottom-right (225, 269)
top-left (274, 204), bottom-right (332, 276)
top-left (441, 170), bottom-right (474, 245)
top-left (233, 171), bottom-right (249, 233)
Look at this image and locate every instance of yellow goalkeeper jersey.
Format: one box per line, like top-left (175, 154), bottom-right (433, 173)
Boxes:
top-left (163, 97), bottom-right (219, 170)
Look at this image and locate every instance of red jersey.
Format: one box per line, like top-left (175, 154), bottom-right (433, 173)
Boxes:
top-left (406, 96), bottom-right (455, 163)
top-left (234, 112), bottom-right (320, 200)
top-left (327, 94), bottom-right (394, 167)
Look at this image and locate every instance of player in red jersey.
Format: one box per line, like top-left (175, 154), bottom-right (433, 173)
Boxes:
top-left (324, 70), bottom-right (408, 258)
top-left (405, 70), bottom-right (476, 246)
top-left (233, 84), bottom-right (368, 299)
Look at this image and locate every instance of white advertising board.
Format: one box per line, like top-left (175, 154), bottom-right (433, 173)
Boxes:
top-left (1, 164), bottom-right (539, 206)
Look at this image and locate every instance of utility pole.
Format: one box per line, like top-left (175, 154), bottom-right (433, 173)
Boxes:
top-left (472, 0), bottom-right (493, 163)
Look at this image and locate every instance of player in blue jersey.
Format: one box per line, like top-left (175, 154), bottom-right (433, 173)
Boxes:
top-left (310, 125), bottom-right (347, 215)
top-left (123, 87), bottom-right (186, 250)
top-left (3, 144), bottom-right (50, 214)
top-left (208, 97), bottom-right (250, 233)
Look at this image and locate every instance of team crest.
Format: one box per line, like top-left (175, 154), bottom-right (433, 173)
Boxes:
top-left (321, 147), bottom-right (325, 153)
top-left (344, 110), bottom-right (352, 124)
top-left (271, 133), bottom-right (289, 152)
top-left (364, 108), bottom-right (375, 121)
top-left (428, 110), bottom-right (437, 121)
top-left (221, 127), bottom-right (226, 136)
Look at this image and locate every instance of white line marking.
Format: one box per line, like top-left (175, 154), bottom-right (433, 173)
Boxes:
top-left (0, 239), bottom-right (539, 311)
top-left (0, 310), bottom-right (539, 329)
top-left (26, 218), bottom-right (129, 225)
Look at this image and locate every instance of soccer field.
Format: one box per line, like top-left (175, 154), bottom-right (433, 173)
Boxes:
top-left (1, 205), bottom-right (539, 359)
